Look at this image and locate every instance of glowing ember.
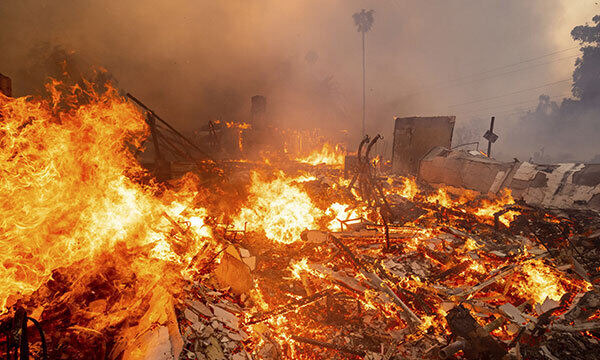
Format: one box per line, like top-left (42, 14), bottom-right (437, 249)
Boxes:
top-left (513, 258), bottom-right (582, 304)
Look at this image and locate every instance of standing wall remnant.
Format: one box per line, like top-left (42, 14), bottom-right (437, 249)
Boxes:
top-left (392, 116), bottom-right (455, 175)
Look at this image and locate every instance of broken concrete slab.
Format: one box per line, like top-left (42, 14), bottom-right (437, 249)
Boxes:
top-left (417, 147), bottom-right (600, 211)
top-left (418, 147), bottom-right (515, 194)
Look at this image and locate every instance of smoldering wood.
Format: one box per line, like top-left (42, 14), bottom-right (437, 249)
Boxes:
top-left (291, 335), bottom-right (367, 357)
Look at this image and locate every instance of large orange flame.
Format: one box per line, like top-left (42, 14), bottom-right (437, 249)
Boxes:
top-left (233, 171), bottom-right (322, 244)
top-left (0, 82), bottom-right (212, 312)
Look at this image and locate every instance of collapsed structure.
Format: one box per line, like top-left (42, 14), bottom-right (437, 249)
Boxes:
top-left (1, 81), bottom-right (599, 360)
top-left (392, 116), bottom-right (600, 212)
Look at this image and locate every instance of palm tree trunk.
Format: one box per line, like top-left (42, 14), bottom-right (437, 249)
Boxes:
top-left (362, 31), bottom-right (366, 137)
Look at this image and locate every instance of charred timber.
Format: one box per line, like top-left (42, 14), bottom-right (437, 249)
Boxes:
top-left (291, 335), bottom-right (366, 357)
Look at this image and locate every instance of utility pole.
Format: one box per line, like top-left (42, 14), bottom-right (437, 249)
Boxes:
top-left (353, 9), bottom-right (374, 137)
top-left (362, 30), bottom-right (366, 137)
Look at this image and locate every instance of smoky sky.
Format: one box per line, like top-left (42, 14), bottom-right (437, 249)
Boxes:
top-left (0, 0), bottom-right (597, 160)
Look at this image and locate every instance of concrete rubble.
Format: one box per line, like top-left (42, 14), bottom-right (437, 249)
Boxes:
top-left (418, 147), bottom-right (600, 211)
top-left (177, 281), bottom-right (251, 360)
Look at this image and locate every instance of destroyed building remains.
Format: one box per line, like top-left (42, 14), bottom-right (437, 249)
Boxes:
top-left (1, 77), bottom-right (600, 360)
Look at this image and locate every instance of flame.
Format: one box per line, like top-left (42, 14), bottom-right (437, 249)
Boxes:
top-left (513, 258), bottom-right (574, 303)
top-left (226, 121), bottom-right (251, 129)
top-left (2, 80), bottom-right (593, 359)
top-left (233, 171), bottom-right (322, 244)
top-left (390, 176), bottom-right (517, 226)
top-left (0, 82), bottom-right (212, 312)
top-left (296, 143), bottom-right (345, 167)
top-left (473, 189), bottom-right (516, 226)
top-left (325, 202), bottom-right (364, 231)
top-left (395, 176), bottom-right (419, 200)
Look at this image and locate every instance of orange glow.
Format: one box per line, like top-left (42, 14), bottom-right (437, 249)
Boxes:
top-left (296, 143), bottom-right (345, 167)
top-left (325, 202), bottom-right (365, 231)
top-left (474, 189), bottom-right (517, 226)
top-left (512, 258), bottom-right (588, 303)
top-left (233, 171), bottom-right (322, 244)
top-left (0, 82), bottom-right (213, 312)
top-left (226, 121), bottom-right (251, 129)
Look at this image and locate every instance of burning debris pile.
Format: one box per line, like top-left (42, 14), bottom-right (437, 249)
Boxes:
top-left (1, 83), bottom-right (600, 360)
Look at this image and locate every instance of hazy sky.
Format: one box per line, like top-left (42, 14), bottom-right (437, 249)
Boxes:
top-left (0, 0), bottom-right (597, 159)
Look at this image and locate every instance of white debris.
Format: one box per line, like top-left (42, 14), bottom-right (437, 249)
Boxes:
top-left (536, 297), bottom-right (560, 315)
top-left (188, 300), bottom-right (214, 318)
top-left (499, 303), bottom-right (528, 326)
top-left (238, 248), bottom-right (251, 258)
top-left (120, 286), bottom-right (183, 360)
top-left (210, 305), bottom-right (240, 330)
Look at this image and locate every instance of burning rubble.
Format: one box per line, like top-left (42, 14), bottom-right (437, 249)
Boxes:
top-left (1, 81), bottom-right (600, 360)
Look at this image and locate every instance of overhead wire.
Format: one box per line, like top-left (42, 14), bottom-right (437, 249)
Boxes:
top-left (454, 92), bottom-right (572, 117)
top-left (447, 78), bottom-right (571, 108)
top-left (401, 47), bottom-right (579, 97)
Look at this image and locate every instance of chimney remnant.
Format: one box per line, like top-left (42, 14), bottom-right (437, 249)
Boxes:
top-left (0, 73), bottom-right (12, 97)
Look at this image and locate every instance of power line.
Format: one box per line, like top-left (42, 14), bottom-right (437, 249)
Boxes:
top-left (456, 92), bottom-right (571, 118)
top-left (457, 91), bottom-right (571, 113)
top-left (401, 47), bottom-right (579, 97)
top-left (432, 54), bottom-right (578, 91)
top-left (446, 47), bottom-right (578, 82)
top-left (447, 78), bottom-right (571, 108)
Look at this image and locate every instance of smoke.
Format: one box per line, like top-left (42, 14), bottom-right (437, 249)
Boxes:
top-left (454, 11), bottom-right (600, 163)
top-left (0, 0), bottom-right (594, 156)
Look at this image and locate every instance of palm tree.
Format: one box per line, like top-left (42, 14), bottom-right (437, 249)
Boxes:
top-left (353, 9), bottom-right (374, 137)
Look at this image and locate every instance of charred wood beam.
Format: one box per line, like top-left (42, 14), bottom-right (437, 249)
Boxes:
top-left (454, 264), bottom-right (517, 299)
top-left (438, 338), bottom-right (467, 359)
top-left (328, 234), bottom-right (422, 327)
top-left (443, 304), bottom-right (507, 360)
top-left (433, 260), bottom-right (471, 281)
top-left (453, 253), bottom-right (550, 299)
top-left (551, 321), bottom-right (600, 332)
top-left (291, 335), bottom-right (366, 357)
top-left (246, 289), bottom-right (335, 325)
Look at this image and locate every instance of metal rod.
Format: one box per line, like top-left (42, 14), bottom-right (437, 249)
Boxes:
top-left (126, 93), bottom-right (214, 161)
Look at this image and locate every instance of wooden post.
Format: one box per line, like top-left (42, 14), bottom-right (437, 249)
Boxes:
top-left (487, 116), bottom-right (495, 157)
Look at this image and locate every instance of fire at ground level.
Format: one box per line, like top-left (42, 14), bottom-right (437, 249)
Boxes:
top-left (1, 79), bottom-right (600, 360)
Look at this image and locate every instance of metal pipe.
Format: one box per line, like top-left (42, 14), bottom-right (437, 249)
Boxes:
top-left (438, 338), bottom-right (467, 359)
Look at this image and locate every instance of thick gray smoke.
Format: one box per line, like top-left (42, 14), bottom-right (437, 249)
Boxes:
top-left (454, 13), bottom-right (600, 163)
top-left (0, 0), bottom-right (595, 158)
